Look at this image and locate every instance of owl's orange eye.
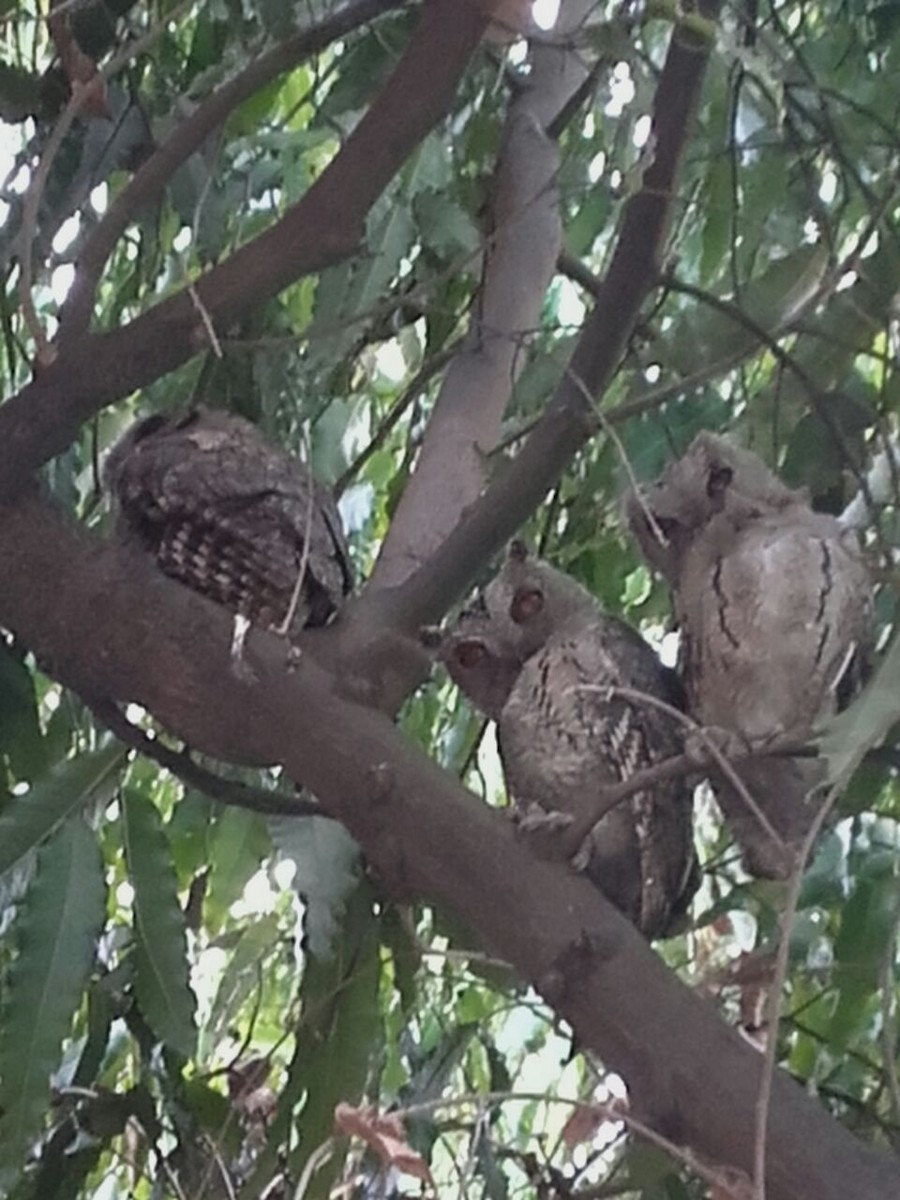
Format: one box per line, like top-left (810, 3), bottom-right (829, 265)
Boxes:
top-left (455, 641), bottom-right (487, 669)
top-left (510, 587), bottom-right (544, 624)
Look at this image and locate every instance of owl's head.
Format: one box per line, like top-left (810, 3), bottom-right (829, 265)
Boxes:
top-left (626, 431), bottom-right (803, 580)
top-left (441, 543), bottom-right (598, 716)
top-left (104, 408), bottom-right (251, 497)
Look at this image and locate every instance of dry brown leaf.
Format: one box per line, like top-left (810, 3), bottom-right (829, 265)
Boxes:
top-left (334, 1102), bottom-right (433, 1184)
top-left (561, 1102), bottom-right (607, 1149)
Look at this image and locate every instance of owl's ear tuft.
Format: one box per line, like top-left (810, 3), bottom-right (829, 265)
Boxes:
top-left (510, 586), bottom-right (544, 624)
top-left (508, 539), bottom-right (529, 563)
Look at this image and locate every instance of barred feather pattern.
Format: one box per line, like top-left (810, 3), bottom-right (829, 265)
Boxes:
top-left (442, 549), bottom-right (697, 940)
top-left (627, 431), bottom-right (871, 878)
top-left (105, 409), bottom-right (352, 633)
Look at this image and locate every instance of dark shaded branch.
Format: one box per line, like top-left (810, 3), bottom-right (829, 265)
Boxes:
top-left (59, 0), bottom-right (406, 341)
top-left (0, 490), bottom-right (897, 1200)
top-left (0, 0), bottom-right (490, 501)
top-left (88, 696), bottom-right (318, 818)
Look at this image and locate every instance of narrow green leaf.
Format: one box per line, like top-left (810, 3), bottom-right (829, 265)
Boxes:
top-left (269, 815), bottom-right (360, 959)
top-left (829, 873), bottom-right (900, 1047)
top-left (199, 912), bottom-right (282, 1058)
top-left (122, 789), bottom-right (197, 1058)
top-left (0, 741), bottom-right (125, 879)
top-left (699, 156), bottom-right (731, 285)
top-left (205, 806), bottom-right (270, 930)
top-left (262, 882), bottom-right (380, 1200)
top-left (0, 644), bottom-right (44, 781)
top-left (819, 633), bottom-right (900, 786)
top-left (0, 819), bottom-right (105, 1185)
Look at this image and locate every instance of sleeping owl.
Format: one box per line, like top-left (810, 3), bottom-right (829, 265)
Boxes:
top-left (627, 430), bottom-right (871, 878)
top-left (441, 544), bottom-right (697, 939)
top-left (105, 408), bottom-right (352, 633)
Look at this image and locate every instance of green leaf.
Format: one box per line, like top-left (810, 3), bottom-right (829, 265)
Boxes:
top-left (829, 871), bottom-right (900, 1047)
top-left (205, 806), bottom-right (270, 930)
top-left (0, 742), bottom-right (125, 879)
top-left (199, 912), bottom-right (282, 1058)
top-left (122, 789), bottom-right (197, 1058)
top-left (699, 156), bottom-right (731, 285)
top-left (269, 815), bottom-right (360, 960)
top-left (268, 881), bottom-right (380, 1200)
top-left (0, 643), bottom-right (44, 781)
top-left (819, 633), bottom-right (900, 786)
top-left (0, 819), bottom-right (105, 1187)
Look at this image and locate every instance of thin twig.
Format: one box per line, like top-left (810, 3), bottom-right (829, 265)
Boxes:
top-left (334, 343), bottom-right (459, 496)
top-left (89, 696), bottom-right (321, 817)
top-left (19, 0), bottom-right (194, 361)
top-left (572, 684), bottom-right (787, 854)
top-left (279, 429), bottom-right (315, 635)
top-left (752, 778), bottom-right (845, 1200)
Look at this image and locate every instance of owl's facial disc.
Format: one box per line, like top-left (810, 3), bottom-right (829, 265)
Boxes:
top-left (510, 587), bottom-right (544, 624)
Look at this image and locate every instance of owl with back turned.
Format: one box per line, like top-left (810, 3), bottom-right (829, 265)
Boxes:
top-left (627, 430), bottom-right (871, 878)
top-left (105, 409), bottom-right (353, 633)
top-left (441, 544), bottom-right (697, 940)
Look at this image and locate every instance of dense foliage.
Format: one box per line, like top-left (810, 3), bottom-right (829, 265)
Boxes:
top-left (1, 0), bottom-right (900, 1197)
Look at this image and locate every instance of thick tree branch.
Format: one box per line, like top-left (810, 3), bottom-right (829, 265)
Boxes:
top-left (0, 492), bottom-right (897, 1200)
top-left (58, 0), bottom-right (405, 342)
top-left (0, 0), bottom-right (490, 501)
top-left (381, 5), bottom-right (722, 625)
top-left (372, 1), bottom-right (595, 587)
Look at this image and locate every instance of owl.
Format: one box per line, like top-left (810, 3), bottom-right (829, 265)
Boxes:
top-left (441, 544), bottom-right (698, 940)
top-left (105, 409), bottom-right (353, 633)
top-left (627, 430), bottom-right (871, 878)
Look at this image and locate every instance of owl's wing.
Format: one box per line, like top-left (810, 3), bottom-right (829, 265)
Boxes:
top-left (111, 419), bottom-right (351, 630)
top-left (677, 514), bottom-right (871, 876)
top-left (500, 624), bottom-right (696, 937)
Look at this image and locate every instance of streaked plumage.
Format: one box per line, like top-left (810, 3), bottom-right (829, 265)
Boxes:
top-left (442, 545), bottom-right (697, 939)
top-left (627, 431), bottom-right (871, 877)
top-left (105, 409), bottom-right (352, 633)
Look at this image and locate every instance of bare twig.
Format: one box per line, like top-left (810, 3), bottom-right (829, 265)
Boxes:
top-left (89, 696), bottom-right (320, 817)
top-left (572, 685), bottom-right (788, 855)
top-left (334, 343), bottom-right (459, 496)
top-left (752, 779), bottom-right (845, 1200)
top-left (19, 0), bottom-right (195, 361)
